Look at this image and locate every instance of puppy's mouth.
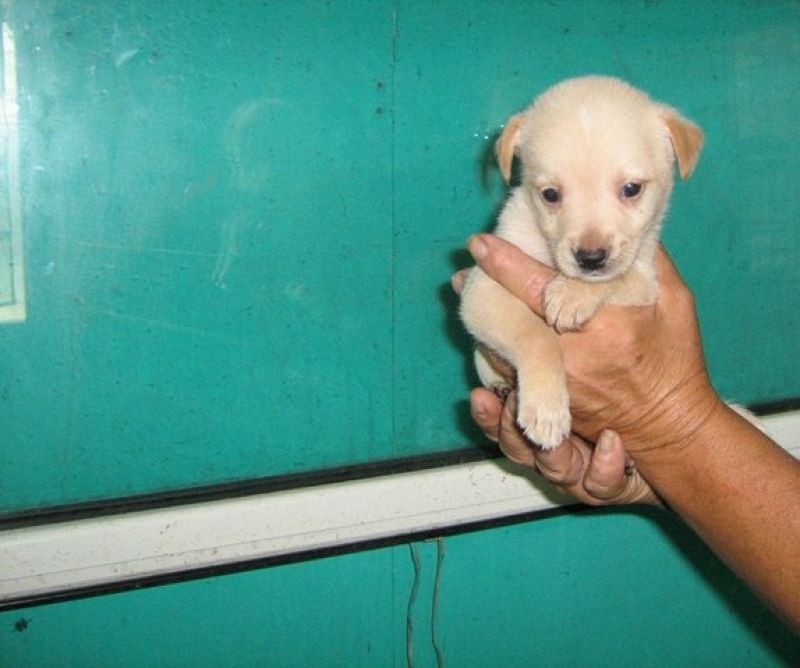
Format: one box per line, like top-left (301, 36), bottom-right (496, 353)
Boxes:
top-left (575, 266), bottom-right (615, 281)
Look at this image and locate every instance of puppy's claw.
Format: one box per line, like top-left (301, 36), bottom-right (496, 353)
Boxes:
top-left (491, 383), bottom-right (512, 403)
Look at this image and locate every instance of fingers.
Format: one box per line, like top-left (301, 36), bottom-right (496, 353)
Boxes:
top-left (470, 385), bottom-right (621, 499)
top-left (582, 430), bottom-right (630, 500)
top-left (496, 391), bottom-right (536, 467)
top-left (470, 388), bottom-right (538, 467)
top-left (469, 388), bottom-right (502, 443)
top-left (654, 244), bottom-right (682, 287)
top-left (655, 245), bottom-right (695, 307)
top-left (467, 235), bottom-right (554, 317)
top-left (460, 238), bottom-right (683, 323)
top-left (481, 398), bottom-right (663, 506)
top-left (533, 432), bottom-right (644, 507)
top-left (583, 430), bottom-right (663, 506)
top-left (474, 388), bottom-right (594, 485)
top-left (451, 269), bottom-right (469, 295)
top-left (533, 434), bottom-right (589, 488)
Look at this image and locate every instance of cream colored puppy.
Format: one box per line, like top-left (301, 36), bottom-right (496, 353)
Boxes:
top-left (460, 76), bottom-right (704, 450)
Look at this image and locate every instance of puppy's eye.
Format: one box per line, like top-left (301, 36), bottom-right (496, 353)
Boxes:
top-left (541, 187), bottom-right (561, 204)
top-left (621, 182), bottom-right (643, 199)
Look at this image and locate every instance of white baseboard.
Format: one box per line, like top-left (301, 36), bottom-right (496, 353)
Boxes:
top-left (2, 410), bottom-right (798, 608)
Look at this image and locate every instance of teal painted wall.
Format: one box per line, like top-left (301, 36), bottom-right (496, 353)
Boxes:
top-left (3, 511), bottom-right (799, 666)
top-left (2, 1), bottom-right (799, 665)
top-left (1, 0), bottom-right (798, 510)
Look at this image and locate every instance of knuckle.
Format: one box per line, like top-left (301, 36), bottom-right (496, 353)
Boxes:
top-left (541, 468), bottom-right (581, 487)
top-left (583, 476), bottom-right (620, 500)
top-left (523, 273), bottom-right (548, 309)
top-left (536, 453), bottom-right (582, 486)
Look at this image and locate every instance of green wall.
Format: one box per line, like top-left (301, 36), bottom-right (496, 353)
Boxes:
top-left (2, 1), bottom-right (799, 665)
top-left (2, 0), bottom-right (798, 511)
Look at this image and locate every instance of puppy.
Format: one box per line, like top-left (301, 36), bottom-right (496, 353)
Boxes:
top-left (460, 76), bottom-right (704, 449)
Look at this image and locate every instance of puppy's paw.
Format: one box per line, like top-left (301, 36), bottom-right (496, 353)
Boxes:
top-left (544, 276), bottom-right (603, 331)
top-left (516, 387), bottom-right (571, 450)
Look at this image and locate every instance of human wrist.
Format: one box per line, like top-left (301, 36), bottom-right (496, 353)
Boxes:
top-left (625, 371), bottom-right (725, 464)
top-left (631, 390), bottom-right (732, 488)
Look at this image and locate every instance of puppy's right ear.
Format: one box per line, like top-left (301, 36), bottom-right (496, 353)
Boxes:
top-left (659, 106), bottom-right (704, 181)
top-left (495, 113), bottom-right (526, 183)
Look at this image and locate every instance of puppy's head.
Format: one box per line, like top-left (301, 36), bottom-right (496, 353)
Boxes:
top-left (497, 76), bottom-right (703, 280)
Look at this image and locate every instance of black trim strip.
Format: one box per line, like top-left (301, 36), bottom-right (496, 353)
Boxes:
top-left (749, 397), bottom-right (800, 416)
top-left (0, 502), bottom-right (596, 612)
top-left (2, 398), bottom-right (797, 530)
top-left (0, 445), bottom-right (497, 530)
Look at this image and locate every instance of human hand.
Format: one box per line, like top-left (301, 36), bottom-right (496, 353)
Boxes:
top-left (452, 268), bottom-right (660, 505)
top-left (464, 234), bottom-right (724, 459)
top-left (470, 386), bottom-right (662, 506)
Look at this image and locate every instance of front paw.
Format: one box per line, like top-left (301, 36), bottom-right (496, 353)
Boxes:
top-left (543, 276), bottom-right (603, 331)
top-left (515, 386), bottom-right (571, 450)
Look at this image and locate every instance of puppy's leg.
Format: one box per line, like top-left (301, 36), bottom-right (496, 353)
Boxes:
top-left (514, 333), bottom-right (571, 450)
top-left (462, 271), bottom-right (571, 449)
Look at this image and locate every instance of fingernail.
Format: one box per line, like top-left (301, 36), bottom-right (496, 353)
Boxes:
top-left (468, 235), bottom-right (488, 261)
top-left (471, 395), bottom-right (488, 419)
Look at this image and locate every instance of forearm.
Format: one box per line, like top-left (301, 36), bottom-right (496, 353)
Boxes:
top-left (462, 237), bottom-right (800, 622)
top-left (637, 404), bottom-right (800, 627)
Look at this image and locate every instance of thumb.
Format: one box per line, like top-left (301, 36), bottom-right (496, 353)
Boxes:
top-left (583, 430), bottom-right (663, 506)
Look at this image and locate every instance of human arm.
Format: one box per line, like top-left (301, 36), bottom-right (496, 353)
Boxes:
top-left (465, 233), bottom-right (800, 627)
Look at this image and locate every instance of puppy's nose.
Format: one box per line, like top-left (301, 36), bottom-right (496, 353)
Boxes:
top-left (574, 247), bottom-right (609, 272)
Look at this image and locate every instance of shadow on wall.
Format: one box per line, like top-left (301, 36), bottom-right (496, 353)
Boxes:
top-left (438, 267), bottom-right (486, 448)
top-left (599, 506), bottom-right (800, 663)
top-left (440, 127), bottom-right (519, 446)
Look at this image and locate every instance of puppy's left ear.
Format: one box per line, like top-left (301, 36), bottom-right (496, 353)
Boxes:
top-left (659, 106), bottom-right (704, 180)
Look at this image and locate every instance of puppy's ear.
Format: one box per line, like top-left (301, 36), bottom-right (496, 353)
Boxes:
top-left (659, 106), bottom-right (704, 180)
top-left (495, 113), bottom-right (526, 183)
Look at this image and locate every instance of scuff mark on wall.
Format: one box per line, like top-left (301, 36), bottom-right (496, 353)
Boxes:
top-left (212, 98), bottom-right (283, 287)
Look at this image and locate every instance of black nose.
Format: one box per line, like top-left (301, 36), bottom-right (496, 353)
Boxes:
top-left (574, 247), bottom-right (609, 272)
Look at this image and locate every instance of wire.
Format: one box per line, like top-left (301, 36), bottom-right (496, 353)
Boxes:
top-left (406, 543), bottom-right (422, 668)
top-left (431, 537), bottom-right (446, 668)
top-left (406, 539), bottom-right (446, 668)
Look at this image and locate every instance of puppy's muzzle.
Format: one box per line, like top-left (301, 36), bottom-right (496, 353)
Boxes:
top-left (574, 247), bottom-right (609, 272)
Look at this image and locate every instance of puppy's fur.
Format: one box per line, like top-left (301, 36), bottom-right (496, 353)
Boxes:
top-left (460, 76), bottom-right (704, 449)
